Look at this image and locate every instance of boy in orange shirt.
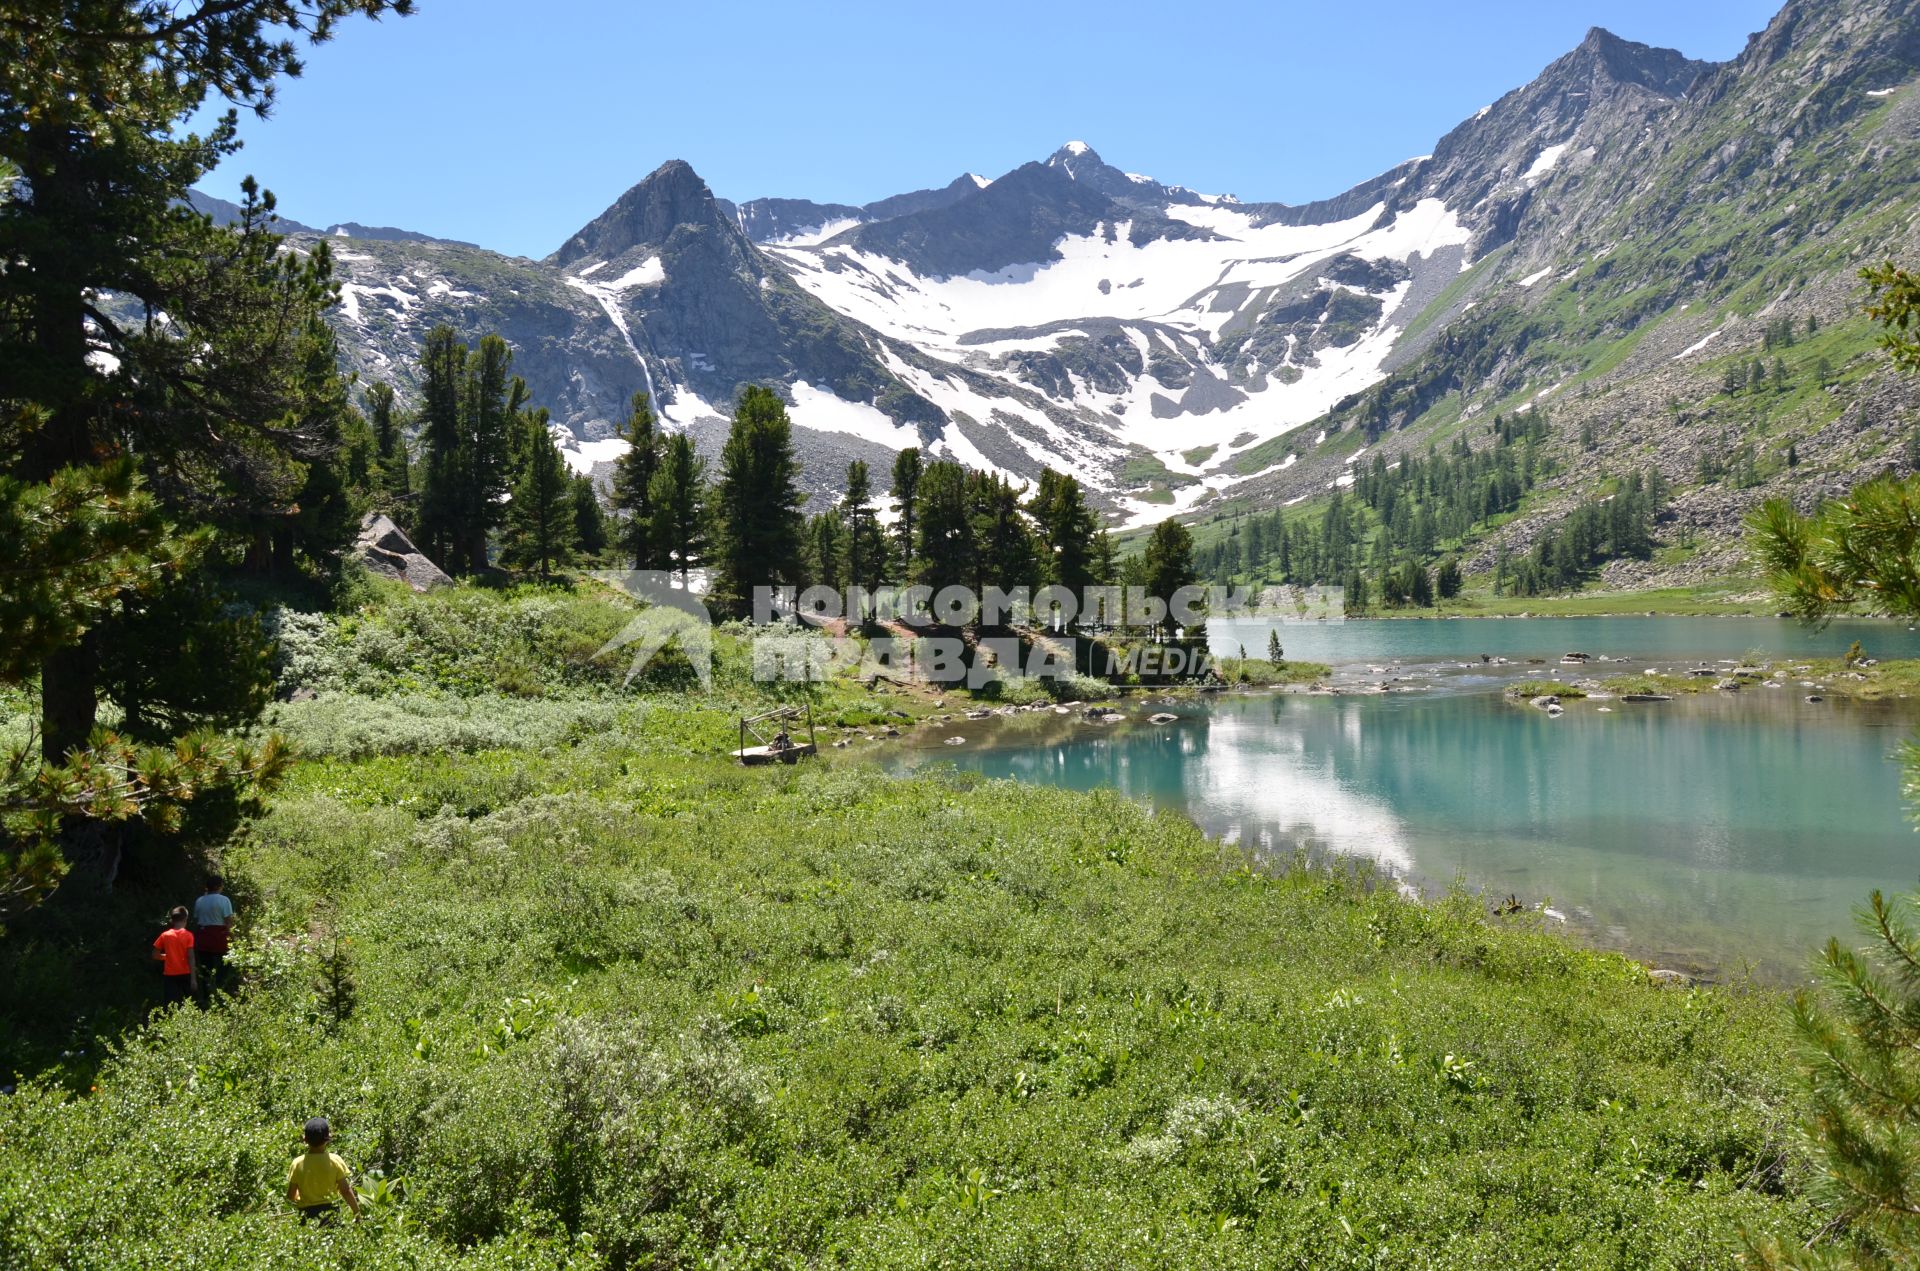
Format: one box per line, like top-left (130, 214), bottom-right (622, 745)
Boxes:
top-left (150, 906), bottom-right (196, 1006)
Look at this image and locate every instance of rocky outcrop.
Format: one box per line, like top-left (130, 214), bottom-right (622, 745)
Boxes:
top-left (356, 514), bottom-right (451, 592)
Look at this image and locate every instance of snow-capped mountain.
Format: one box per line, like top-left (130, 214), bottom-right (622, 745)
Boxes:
top-left (289, 0), bottom-right (1920, 526)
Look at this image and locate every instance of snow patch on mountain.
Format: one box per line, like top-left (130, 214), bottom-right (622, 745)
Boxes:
top-left (559, 435), bottom-right (631, 476)
top-left (773, 199), bottom-right (1464, 347)
top-left (338, 282), bottom-right (418, 325)
top-left (602, 257), bottom-right (666, 290)
top-left (762, 218), bottom-right (864, 247)
top-left (1524, 142), bottom-right (1571, 181)
top-left (1674, 328), bottom-right (1725, 360)
top-left (788, 381), bottom-right (923, 448)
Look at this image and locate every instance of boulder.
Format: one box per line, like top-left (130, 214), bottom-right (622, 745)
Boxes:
top-left (1149, 713), bottom-right (1179, 725)
top-left (355, 514), bottom-right (451, 592)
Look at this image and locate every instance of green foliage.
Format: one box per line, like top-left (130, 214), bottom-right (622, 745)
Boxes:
top-left (568, 475), bottom-right (608, 561)
top-left (1028, 469), bottom-right (1101, 599)
top-left (841, 460), bottom-right (886, 610)
top-left (415, 330), bottom-right (520, 575)
top-left (0, 739), bottom-right (1815, 1266)
top-left (501, 430), bottom-right (577, 581)
top-left (608, 392), bottom-right (661, 570)
top-left (710, 386), bottom-right (805, 616)
top-left (1864, 262), bottom-right (1920, 374)
top-left (365, 382), bottom-right (412, 509)
top-left (0, 460), bottom-right (205, 684)
top-left (914, 459), bottom-right (974, 593)
top-left (890, 448), bottom-right (923, 580)
top-left (1, 727), bottom-right (290, 929)
top-left (647, 432), bottom-right (707, 584)
top-left (1750, 476), bottom-right (1920, 621)
top-left (1503, 472), bottom-right (1664, 597)
top-left (1751, 892), bottom-right (1920, 1267)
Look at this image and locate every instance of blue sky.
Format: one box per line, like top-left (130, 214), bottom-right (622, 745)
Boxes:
top-left (192, 0), bottom-right (1786, 258)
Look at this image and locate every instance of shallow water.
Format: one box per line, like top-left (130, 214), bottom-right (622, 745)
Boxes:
top-left (1207, 613), bottom-right (1920, 667)
top-left (887, 617), bottom-right (1920, 980)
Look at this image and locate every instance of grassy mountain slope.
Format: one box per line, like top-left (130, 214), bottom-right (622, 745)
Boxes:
top-left (1200, 0), bottom-right (1920, 596)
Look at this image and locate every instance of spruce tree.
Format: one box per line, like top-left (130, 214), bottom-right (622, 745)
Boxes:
top-left (1028, 469), bottom-right (1099, 600)
top-left (459, 335), bottom-right (517, 572)
top-left (648, 432), bottom-right (709, 585)
top-left (1266, 628), bottom-right (1284, 665)
top-left (891, 447), bottom-right (924, 581)
top-left (803, 510), bottom-right (849, 592)
top-left (1141, 518), bottom-right (1203, 646)
top-left (415, 329), bottom-right (515, 574)
top-left (711, 386), bottom-right (805, 614)
top-left (502, 431), bottom-right (577, 581)
top-left (414, 327), bottom-right (468, 569)
top-left (609, 392), bottom-right (664, 570)
top-left (914, 460), bottom-right (975, 598)
top-left (0, 0), bottom-right (406, 915)
top-left (969, 471), bottom-right (1036, 603)
top-left (843, 460), bottom-right (886, 622)
top-left (365, 381), bottom-right (411, 507)
top-left (569, 475), bottom-right (609, 560)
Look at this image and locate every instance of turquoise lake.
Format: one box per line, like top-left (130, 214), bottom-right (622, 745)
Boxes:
top-left (888, 617), bottom-right (1920, 979)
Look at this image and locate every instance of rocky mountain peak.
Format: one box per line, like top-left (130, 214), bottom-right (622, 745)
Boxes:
top-left (1562, 26), bottom-right (1716, 98)
top-left (549, 159), bottom-right (731, 267)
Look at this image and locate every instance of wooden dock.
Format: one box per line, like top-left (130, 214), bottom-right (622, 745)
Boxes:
top-left (735, 742), bottom-right (819, 766)
top-left (736, 704), bottom-right (818, 766)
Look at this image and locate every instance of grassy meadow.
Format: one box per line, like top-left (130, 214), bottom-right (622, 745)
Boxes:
top-left (0, 577), bottom-right (1823, 1267)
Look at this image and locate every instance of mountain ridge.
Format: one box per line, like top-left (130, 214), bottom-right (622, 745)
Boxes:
top-left (292, 0), bottom-right (1920, 560)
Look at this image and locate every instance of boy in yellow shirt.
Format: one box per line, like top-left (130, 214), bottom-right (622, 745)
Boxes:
top-left (286, 1117), bottom-right (361, 1221)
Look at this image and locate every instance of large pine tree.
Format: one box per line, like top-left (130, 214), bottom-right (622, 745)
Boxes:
top-left (915, 460), bottom-right (974, 597)
top-left (968, 471), bottom-right (1036, 604)
top-left (415, 328), bottom-right (516, 574)
top-left (648, 432), bottom-right (708, 585)
top-left (1141, 518), bottom-right (1204, 646)
top-left (843, 460), bottom-right (886, 622)
top-left (0, 0), bottom-right (407, 917)
top-left (365, 381), bottom-right (411, 508)
top-left (711, 386), bottom-right (804, 614)
top-left (1028, 469), bottom-right (1100, 600)
top-left (502, 429), bottom-right (577, 581)
top-left (891, 447), bottom-right (924, 582)
top-left (609, 392), bottom-right (664, 570)
top-left (569, 475), bottom-right (609, 561)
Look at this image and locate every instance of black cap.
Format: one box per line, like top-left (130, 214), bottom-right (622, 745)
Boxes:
top-left (304, 1117), bottom-right (330, 1145)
